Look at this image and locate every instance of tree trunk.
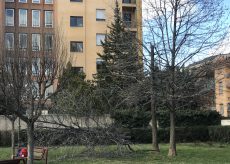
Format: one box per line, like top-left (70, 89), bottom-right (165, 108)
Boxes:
top-left (151, 96), bottom-right (160, 152)
top-left (27, 122), bottom-right (34, 164)
top-left (18, 118), bottom-right (21, 147)
top-left (11, 120), bottom-right (15, 158)
top-left (150, 45), bottom-right (160, 152)
top-left (168, 110), bottom-right (176, 157)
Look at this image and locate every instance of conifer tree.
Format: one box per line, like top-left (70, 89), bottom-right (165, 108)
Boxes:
top-left (96, 0), bottom-right (142, 90)
top-left (95, 1), bottom-right (145, 128)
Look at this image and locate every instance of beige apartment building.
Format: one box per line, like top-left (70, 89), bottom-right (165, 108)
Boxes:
top-left (214, 55), bottom-right (230, 117)
top-left (189, 54), bottom-right (230, 118)
top-left (0, 0), bottom-right (142, 79)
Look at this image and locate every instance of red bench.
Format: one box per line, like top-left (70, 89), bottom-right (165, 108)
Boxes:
top-left (13, 147), bottom-right (48, 164)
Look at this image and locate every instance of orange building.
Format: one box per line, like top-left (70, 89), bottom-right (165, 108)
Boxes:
top-left (0, 0), bottom-right (142, 80)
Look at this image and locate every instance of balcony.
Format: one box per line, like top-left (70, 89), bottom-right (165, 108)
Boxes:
top-left (122, 8), bottom-right (137, 30)
top-left (122, 0), bottom-right (136, 7)
top-left (123, 21), bottom-right (137, 29)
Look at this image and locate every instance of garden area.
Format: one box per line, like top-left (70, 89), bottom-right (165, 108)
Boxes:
top-left (1, 143), bottom-right (230, 164)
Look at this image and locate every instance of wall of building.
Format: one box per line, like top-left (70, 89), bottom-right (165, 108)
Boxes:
top-left (1, 0), bottom-right (142, 80)
top-left (55, 0), bottom-right (142, 79)
top-left (0, 115), bottom-right (112, 131)
top-left (215, 66), bottom-right (230, 117)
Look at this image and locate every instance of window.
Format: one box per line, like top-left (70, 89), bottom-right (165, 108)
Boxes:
top-left (70, 41), bottom-right (83, 52)
top-left (32, 58), bottom-right (40, 75)
top-left (219, 81), bottom-right (223, 95)
top-left (220, 104), bottom-right (224, 116)
top-left (123, 12), bottom-right (132, 22)
top-left (44, 57), bottom-right (54, 75)
top-left (70, 16), bottom-right (83, 27)
top-left (45, 34), bottom-right (53, 51)
top-left (32, 34), bottom-right (41, 51)
top-left (45, 11), bottom-right (53, 27)
top-left (70, 0), bottom-right (83, 2)
top-left (228, 103), bottom-right (230, 117)
top-left (96, 58), bottom-right (104, 72)
top-left (19, 9), bottom-right (27, 27)
top-left (5, 33), bottom-right (14, 50)
top-left (32, 0), bottom-right (40, 3)
top-left (32, 10), bottom-right (40, 27)
top-left (19, 0), bottom-right (27, 3)
top-left (19, 33), bottom-right (27, 49)
top-left (45, 83), bottom-right (54, 98)
top-left (5, 9), bottom-right (14, 26)
top-left (96, 9), bottom-right (106, 21)
top-left (123, 0), bottom-right (132, 3)
top-left (71, 67), bottom-right (83, 74)
top-left (96, 34), bottom-right (106, 46)
top-left (45, 0), bottom-right (53, 4)
top-left (31, 82), bottom-right (39, 99)
top-left (123, 12), bottom-right (132, 27)
top-left (228, 103), bottom-right (230, 111)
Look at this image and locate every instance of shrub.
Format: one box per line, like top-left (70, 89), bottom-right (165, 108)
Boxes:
top-left (157, 109), bottom-right (221, 128)
top-left (112, 108), bottom-right (151, 128)
top-left (0, 131), bottom-right (11, 147)
top-left (130, 126), bottom-right (209, 143)
top-left (208, 126), bottom-right (230, 143)
top-left (0, 130), bottom-right (27, 147)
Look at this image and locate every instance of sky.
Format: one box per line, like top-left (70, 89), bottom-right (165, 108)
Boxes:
top-left (142, 0), bottom-right (230, 62)
top-left (209, 0), bottom-right (230, 55)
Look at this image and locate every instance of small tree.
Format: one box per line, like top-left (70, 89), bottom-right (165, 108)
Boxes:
top-left (0, 29), bottom-right (67, 163)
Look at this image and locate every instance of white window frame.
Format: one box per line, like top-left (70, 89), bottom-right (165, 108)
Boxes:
top-left (96, 34), bottom-right (106, 46)
top-left (5, 9), bottom-right (14, 26)
top-left (45, 0), bottom-right (53, 4)
top-left (32, 58), bottom-right (41, 76)
top-left (19, 33), bottom-right (27, 49)
top-left (45, 34), bottom-right (53, 51)
top-left (32, 0), bottom-right (40, 3)
top-left (96, 9), bottom-right (106, 21)
top-left (19, 9), bottom-right (27, 27)
top-left (32, 34), bottom-right (41, 51)
top-left (32, 10), bottom-right (40, 27)
top-left (5, 33), bottom-right (14, 50)
top-left (45, 11), bottom-right (53, 28)
top-left (19, 0), bottom-right (27, 3)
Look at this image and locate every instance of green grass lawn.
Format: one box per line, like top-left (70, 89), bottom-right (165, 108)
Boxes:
top-left (1, 143), bottom-right (230, 164)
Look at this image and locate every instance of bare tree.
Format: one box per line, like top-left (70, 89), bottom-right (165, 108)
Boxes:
top-left (0, 28), bottom-right (67, 163)
top-left (0, 92), bottom-right (17, 157)
top-left (143, 0), bottom-right (228, 156)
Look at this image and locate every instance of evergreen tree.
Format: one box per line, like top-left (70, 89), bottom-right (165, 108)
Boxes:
top-left (58, 62), bottom-right (88, 91)
top-left (95, 1), bottom-right (146, 128)
top-left (96, 0), bottom-right (142, 89)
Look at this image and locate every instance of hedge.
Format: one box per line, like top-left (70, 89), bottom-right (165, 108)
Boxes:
top-left (1, 126), bottom-right (230, 147)
top-left (130, 126), bottom-right (230, 143)
top-left (0, 130), bottom-right (27, 147)
top-left (157, 110), bottom-right (221, 128)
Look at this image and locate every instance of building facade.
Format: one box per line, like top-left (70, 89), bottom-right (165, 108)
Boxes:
top-left (0, 0), bottom-right (142, 79)
top-left (189, 54), bottom-right (230, 117)
top-left (214, 55), bottom-right (230, 117)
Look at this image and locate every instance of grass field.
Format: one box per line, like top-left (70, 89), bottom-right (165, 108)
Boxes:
top-left (0, 143), bottom-right (230, 164)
